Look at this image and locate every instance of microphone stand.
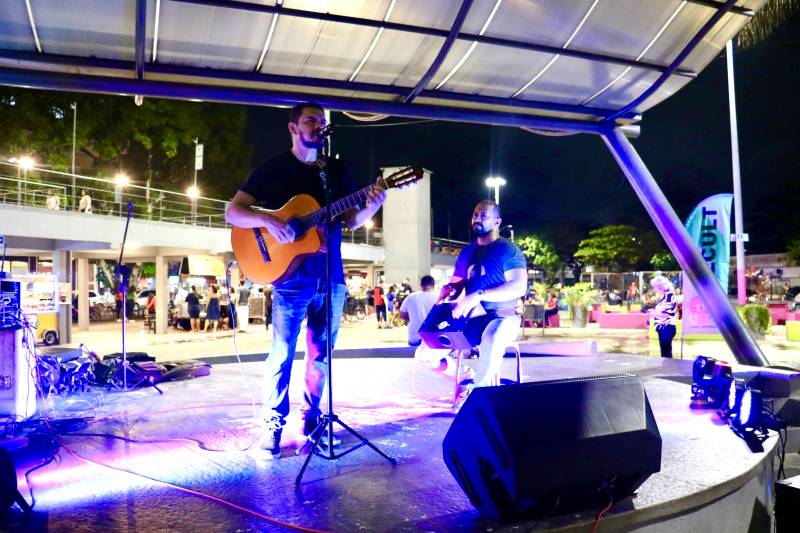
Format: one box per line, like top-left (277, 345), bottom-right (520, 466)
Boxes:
top-left (295, 130), bottom-right (395, 485)
top-left (107, 201), bottom-right (162, 394)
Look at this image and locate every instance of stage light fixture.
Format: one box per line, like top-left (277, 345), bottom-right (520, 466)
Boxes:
top-left (734, 388), bottom-right (763, 430)
top-left (721, 378), bottom-right (746, 419)
top-left (691, 356), bottom-right (732, 408)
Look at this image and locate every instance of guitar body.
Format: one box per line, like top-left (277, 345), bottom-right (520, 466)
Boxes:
top-left (231, 194), bottom-right (325, 285)
top-left (231, 165), bottom-right (424, 285)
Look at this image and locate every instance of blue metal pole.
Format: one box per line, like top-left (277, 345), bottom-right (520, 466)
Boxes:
top-left (0, 49), bottom-right (638, 120)
top-left (135, 0), bottom-right (147, 80)
top-left (0, 67), bottom-right (609, 134)
top-left (602, 127), bottom-right (767, 366)
top-left (403, 0), bottom-right (473, 103)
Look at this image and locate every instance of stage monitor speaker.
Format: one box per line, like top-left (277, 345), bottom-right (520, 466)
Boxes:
top-left (443, 374), bottom-right (661, 522)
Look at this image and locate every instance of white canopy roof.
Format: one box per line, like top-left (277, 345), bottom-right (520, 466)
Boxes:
top-left (0, 0), bottom-right (766, 129)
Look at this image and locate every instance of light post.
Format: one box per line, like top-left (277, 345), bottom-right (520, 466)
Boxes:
top-left (485, 176), bottom-right (507, 204)
top-left (114, 173), bottom-right (129, 216)
top-left (364, 219), bottom-right (374, 245)
top-left (187, 185), bottom-right (200, 225)
top-left (500, 224), bottom-right (514, 241)
top-left (71, 101), bottom-right (77, 210)
top-left (16, 157), bottom-right (34, 205)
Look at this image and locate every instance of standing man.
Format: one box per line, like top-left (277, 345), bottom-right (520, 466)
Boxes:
top-left (236, 281), bottom-right (250, 331)
top-left (400, 276), bottom-right (438, 348)
top-left (78, 189), bottom-right (93, 213)
top-left (225, 102), bottom-right (387, 458)
top-left (373, 285), bottom-right (387, 329)
top-left (45, 189), bottom-right (60, 210)
top-left (439, 200), bottom-right (527, 407)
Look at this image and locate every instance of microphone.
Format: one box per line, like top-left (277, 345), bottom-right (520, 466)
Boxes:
top-left (316, 124), bottom-right (335, 137)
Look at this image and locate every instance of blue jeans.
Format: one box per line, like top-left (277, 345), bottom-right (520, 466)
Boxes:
top-left (262, 277), bottom-right (346, 425)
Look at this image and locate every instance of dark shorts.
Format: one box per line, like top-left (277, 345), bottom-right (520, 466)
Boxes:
top-left (188, 304), bottom-right (201, 319)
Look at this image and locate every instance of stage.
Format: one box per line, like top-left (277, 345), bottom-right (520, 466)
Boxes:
top-left (4, 352), bottom-right (777, 532)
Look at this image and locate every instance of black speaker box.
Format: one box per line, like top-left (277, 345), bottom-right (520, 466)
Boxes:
top-left (442, 374), bottom-right (662, 522)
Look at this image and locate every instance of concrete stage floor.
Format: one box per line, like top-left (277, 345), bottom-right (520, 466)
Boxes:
top-left (3, 353), bottom-right (777, 532)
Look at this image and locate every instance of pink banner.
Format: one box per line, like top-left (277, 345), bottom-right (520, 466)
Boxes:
top-left (682, 279), bottom-right (718, 335)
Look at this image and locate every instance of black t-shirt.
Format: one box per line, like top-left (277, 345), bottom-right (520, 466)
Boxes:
top-left (186, 293), bottom-right (199, 306)
top-left (454, 237), bottom-right (526, 311)
top-left (240, 151), bottom-right (356, 285)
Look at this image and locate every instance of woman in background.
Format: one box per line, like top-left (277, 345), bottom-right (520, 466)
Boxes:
top-left (648, 276), bottom-right (677, 358)
top-left (186, 286), bottom-right (201, 332)
top-left (205, 284), bottom-right (221, 332)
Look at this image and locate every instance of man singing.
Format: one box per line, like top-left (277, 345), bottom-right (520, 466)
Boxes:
top-left (225, 102), bottom-right (386, 458)
top-left (439, 200), bottom-right (527, 408)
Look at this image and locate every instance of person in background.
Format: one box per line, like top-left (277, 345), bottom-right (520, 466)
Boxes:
top-left (386, 285), bottom-right (396, 313)
top-left (401, 275), bottom-right (472, 380)
top-left (544, 290), bottom-right (559, 327)
top-left (648, 276), bottom-right (677, 358)
top-left (219, 281), bottom-right (230, 329)
top-left (45, 189), bottom-right (60, 210)
top-left (237, 281), bottom-right (251, 331)
top-left (145, 293), bottom-right (156, 317)
top-left (205, 284), bottom-right (221, 332)
top-left (373, 285), bottom-right (387, 328)
top-left (78, 189), bottom-right (93, 213)
top-left (626, 281), bottom-right (639, 309)
top-left (115, 285), bottom-right (124, 321)
top-left (186, 285), bottom-right (201, 332)
top-left (607, 289), bottom-right (621, 306)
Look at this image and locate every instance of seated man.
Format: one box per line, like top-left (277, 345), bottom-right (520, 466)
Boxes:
top-left (439, 200), bottom-right (527, 408)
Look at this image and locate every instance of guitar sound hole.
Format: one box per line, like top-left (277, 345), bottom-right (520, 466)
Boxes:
top-left (288, 218), bottom-right (309, 239)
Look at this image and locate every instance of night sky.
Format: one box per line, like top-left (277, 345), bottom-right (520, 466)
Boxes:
top-left (245, 14), bottom-right (800, 257)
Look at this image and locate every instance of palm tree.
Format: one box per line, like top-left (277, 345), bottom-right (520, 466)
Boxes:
top-left (737, 0), bottom-right (800, 49)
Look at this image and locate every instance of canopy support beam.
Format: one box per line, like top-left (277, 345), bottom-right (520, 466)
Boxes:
top-left (403, 0), bottom-right (473, 103)
top-left (602, 127), bottom-right (767, 367)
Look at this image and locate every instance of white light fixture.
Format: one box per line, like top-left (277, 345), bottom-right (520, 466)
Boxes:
top-left (186, 185), bottom-right (201, 199)
top-left (114, 173), bottom-right (129, 187)
top-left (18, 156), bottom-right (35, 170)
top-left (485, 176), bottom-right (507, 204)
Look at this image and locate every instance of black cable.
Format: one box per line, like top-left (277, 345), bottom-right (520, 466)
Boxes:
top-left (23, 453), bottom-right (57, 509)
top-left (526, 495), bottom-right (560, 532)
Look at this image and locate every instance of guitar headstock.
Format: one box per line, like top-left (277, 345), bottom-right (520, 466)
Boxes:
top-left (379, 166), bottom-right (424, 190)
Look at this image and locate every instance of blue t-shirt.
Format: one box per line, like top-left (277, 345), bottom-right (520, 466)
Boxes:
top-left (239, 151), bottom-right (356, 285)
top-left (453, 237), bottom-right (526, 311)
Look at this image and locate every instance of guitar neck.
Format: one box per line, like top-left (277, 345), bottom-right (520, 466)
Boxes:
top-left (307, 185), bottom-right (376, 227)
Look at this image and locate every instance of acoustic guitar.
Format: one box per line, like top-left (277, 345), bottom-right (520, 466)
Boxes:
top-left (231, 166), bottom-right (423, 284)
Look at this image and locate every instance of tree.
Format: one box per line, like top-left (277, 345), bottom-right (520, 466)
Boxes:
top-left (516, 235), bottom-right (561, 283)
top-left (574, 225), bottom-right (664, 271)
top-left (0, 87), bottom-right (251, 201)
top-left (787, 240), bottom-right (800, 266)
top-left (650, 251), bottom-right (679, 271)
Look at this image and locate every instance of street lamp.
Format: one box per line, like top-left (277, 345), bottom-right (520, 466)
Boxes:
top-left (187, 185), bottom-right (200, 224)
top-left (485, 176), bottom-right (507, 204)
top-left (114, 173), bottom-right (129, 216)
top-left (16, 156), bottom-right (35, 205)
top-left (364, 219), bottom-right (374, 245)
